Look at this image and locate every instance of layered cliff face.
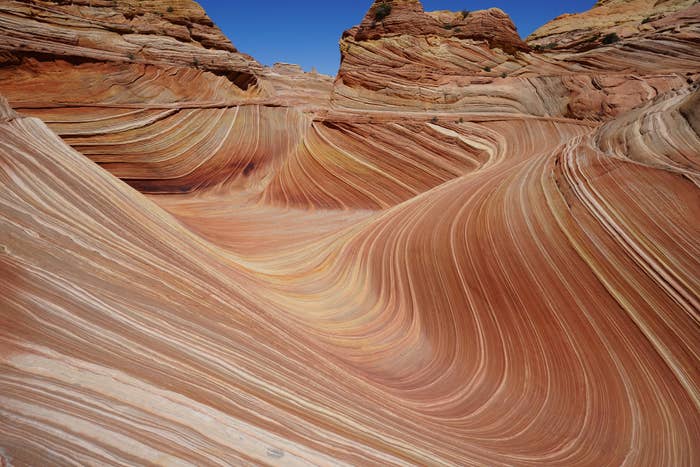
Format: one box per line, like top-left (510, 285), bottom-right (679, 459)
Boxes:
top-left (350, 0), bottom-right (528, 53)
top-left (526, 0), bottom-right (700, 119)
top-left (335, 0), bottom-right (536, 112)
top-left (1, 0), bottom-right (699, 465)
top-left (335, 0), bottom-right (699, 119)
top-left (0, 0), bottom-right (262, 90)
top-left (528, 0), bottom-right (697, 49)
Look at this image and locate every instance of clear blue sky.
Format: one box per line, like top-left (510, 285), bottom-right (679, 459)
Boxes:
top-left (197, 1), bottom-right (595, 75)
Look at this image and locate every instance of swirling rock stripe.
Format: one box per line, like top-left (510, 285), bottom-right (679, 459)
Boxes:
top-left (262, 117), bottom-right (500, 210)
top-left (1, 104), bottom-right (700, 465)
top-left (20, 104), bottom-right (306, 193)
top-left (0, 0), bottom-right (699, 463)
top-left (0, 61), bottom-right (256, 107)
top-left (248, 107), bottom-right (699, 466)
top-left (593, 85), bottom-right (700, 181)
top-left (0, 112), bottom-right (428, 465)
top-left (1, 89), bottom-right (699, 464)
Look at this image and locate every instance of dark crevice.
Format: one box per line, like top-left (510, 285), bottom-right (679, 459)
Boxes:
top-left (0, 52), bottom-right (103, 68)
top-left (224, 71), bottom-right (258, 91)
top-left (243, 162), bottom-right (256, 176)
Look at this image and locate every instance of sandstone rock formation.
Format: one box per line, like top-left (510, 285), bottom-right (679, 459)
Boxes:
top-left (0, 0), bottom-right (699, 465)
top-left (528, 0), bottom-right (697, 49)
top-left (350, 0), bottom-right (528, 53)
top-left (335, 0), bottom-right (532, 111)
top-left (0, 0), bottom-right (332, 192)
top-left (263, 63), bottom-right (334, 109)
top-left (334, 0), bottom-right (699, 119)
top-left (0, 0), bottom-right (262, 89)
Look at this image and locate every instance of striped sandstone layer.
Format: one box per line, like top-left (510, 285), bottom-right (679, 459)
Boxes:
top-left (0, 0), bottom-right (699, 465)
top-left (334, 0), bottom-right (699, 119)
top-left (0, 0), bottom-right (262, 90)
top-left (527, 0), bottom-right (697, 49)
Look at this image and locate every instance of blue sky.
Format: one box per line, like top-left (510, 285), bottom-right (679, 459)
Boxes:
top-left (197, 1), bottom-right (595, 75)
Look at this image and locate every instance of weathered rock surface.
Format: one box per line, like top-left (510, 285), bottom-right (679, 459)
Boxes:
top-left (0, 0), bottom-right (699, 465)
top-left (0, 0), bottom-right (332, 192)
top-left (335, 0), bottom-right (533, 111)
top-left (594, 82), bottom-right (700, 180)
top-left (528, 0), bottom-right (697, 49)
top-left (0, 0), bottom-right (263, 92)
top-left (350, 0), bottom-right (528, 53)
top-left (334, 0), bottom-right (699, 119)
top-left (262, 63), bottom-right (334, 109)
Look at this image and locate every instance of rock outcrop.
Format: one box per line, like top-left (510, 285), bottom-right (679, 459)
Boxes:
top-left (350, 0), bottom-right (528, 53)
top-left (335, 0), bottom-right (534, 111)
top-left (334, 0), bottom-right (699, 119)
top-left (262, 63), bottom-right (334, 109)
top-left (593, 82), bottom-right (700, 181)
top-left (1, 0), bottom-right (699, 465)
top-left (0, 0), bottom-right (331, 193)
top-left (528, 0), bottom-right (697, 49)
top-left (0, 0), bottom-right (262, 90)
top-left (526, 1), bottom-right (700, 119)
